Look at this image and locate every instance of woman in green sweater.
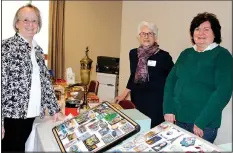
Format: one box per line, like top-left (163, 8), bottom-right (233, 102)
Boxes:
top-left (163, 12), bottom-right (232, 143)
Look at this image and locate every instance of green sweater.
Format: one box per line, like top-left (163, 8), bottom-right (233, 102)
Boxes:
top-left (163, 46), bottom-right (232, 130)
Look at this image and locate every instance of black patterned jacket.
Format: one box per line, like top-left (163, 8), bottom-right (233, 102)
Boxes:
top-left (1, 33), bottom-right (60, 125)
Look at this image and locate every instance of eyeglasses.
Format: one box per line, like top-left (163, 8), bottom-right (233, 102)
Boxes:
top-left (18, 19), bottom-right (39, 25)
top-left (139, 32), bottom-right (154, 37)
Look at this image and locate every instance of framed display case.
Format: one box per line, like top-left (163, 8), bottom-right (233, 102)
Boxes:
top-left (52, 101), bottom-right (140, 152)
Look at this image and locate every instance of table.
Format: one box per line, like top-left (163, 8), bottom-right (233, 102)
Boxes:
top-left (26, 108), bottom-right (151, 152)
top-left (218, 143), bottom-right (232, 152)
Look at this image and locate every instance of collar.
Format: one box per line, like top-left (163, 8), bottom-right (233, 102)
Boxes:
top-left (16, 33), bottom-right (38, 48)
top-left (193, 42), bottom-right (218, 52)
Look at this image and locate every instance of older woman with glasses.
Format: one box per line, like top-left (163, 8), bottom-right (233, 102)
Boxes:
top-left (1, 4), bottom-right (60, 151)
top-left (115, 21), bottom-right (174, 128)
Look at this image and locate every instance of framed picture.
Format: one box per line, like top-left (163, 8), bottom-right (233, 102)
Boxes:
top-left (52, 101), bottom-right (140, 152)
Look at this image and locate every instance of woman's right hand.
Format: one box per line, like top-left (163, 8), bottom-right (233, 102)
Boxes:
top-left (164, 114), bottom-right (176, 123)
top-left (2, 126), bottom-right (5, 139)
top-left (115, 95), bottom-right (125, 103)
top-left (114, 88), bottom-right (130, 103)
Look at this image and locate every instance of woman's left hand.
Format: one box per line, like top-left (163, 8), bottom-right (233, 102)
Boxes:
top-left (53, 112), bottom-right (60, 122)
top-left (193, 124), bottom-right (203, 137)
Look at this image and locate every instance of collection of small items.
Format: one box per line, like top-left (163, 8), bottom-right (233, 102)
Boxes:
top-left (109, 121), bottom-right (221, 152)
top-left (52, 102), bottom-right (140, 152)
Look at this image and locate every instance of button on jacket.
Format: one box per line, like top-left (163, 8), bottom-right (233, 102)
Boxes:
top-left (1, 33), bottom-right (60, 125)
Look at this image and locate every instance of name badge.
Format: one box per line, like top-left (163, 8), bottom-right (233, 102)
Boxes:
top-left (147, 60), bottom-right (156, 67)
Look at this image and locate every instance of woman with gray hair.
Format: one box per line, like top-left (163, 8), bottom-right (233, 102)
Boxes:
top-left (115, 21), bottom-right (174, 127)
top-left (1, 4), bottom-right (60, 151)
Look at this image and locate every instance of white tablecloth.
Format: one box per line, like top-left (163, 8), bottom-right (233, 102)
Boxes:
top-left (25, 116), bottom-right (62, 151)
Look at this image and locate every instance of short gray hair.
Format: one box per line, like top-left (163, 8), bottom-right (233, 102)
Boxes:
top-left (13, 3), bottom-right (42, 33)
top-left (137, 21), bottom-right (158, 37)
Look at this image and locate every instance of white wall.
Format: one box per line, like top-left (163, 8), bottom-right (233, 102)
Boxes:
top-left (2, 1), bottom-right (49, 54)
top-left (119, 1), bottom-right (232, 145)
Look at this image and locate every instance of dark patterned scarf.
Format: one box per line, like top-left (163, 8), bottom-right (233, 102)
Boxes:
top-left (134, 42), bottom-right (160, 84)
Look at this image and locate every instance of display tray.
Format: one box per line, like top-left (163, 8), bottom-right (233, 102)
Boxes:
top-left (52, 101), bottom-right (140, 152)
top-left (109, 121), bottom-right (222, 152)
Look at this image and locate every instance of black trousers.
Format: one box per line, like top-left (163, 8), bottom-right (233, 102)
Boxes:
top-left (2, 117), bottom-right (35, 152)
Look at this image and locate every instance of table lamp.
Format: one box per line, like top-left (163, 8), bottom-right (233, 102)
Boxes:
top-left (79, 46), bottom-right (93, 112)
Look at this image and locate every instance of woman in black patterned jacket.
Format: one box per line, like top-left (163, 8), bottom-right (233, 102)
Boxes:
top-left (1, 4), bottom-right (60, 151)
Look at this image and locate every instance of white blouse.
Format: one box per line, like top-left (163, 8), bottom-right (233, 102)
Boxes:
top-left (17, 34), bottom-right (42, 118)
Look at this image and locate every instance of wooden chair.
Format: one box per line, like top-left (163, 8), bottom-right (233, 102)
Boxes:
top-left (88, 80), bottom-right (99, 95)
top-left (118, 100), bottom-right (136, 109)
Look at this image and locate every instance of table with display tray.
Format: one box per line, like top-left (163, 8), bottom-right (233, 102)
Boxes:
top-left (108, 121), bottom-right (223, 152)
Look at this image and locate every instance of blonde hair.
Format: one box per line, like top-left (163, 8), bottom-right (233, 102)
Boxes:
top-left (13, 3), bottom-right (42, 33)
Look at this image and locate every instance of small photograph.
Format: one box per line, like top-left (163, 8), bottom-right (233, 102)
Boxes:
top-left (96, 114), bottom-right (105, 120)
top-left (111, 128), bottom-right (123, 138)
top-left (78, 132), bottom-right (91, 141)
top-left (75, 116), bottom-right (88, 125)
top-left (120, 123), bottom-right (134, 134)
top-left (67, 133), bottom-right (77, 141)
top-left (78, 125), bottom-right (87, 133)
top-left (146, 135), bottom-right (162, 145)
top-left (133, 133), bottom-right (145, 144)
top-left (144, 131), bottom-right (157, 141)
top-left (160, 128), bottom-right (184, 140)
top-left (88, 110), bottom-right (96, 119)
top-left (103, 108), bottom-right (116, 114)
top-left (99, 120), bottom-right (108, 128)
top-left (68, 126), bottom-right (76, 133)
top-left (83, 134), bottom-right (100, 148)
top-left (152, 141), bottom-right (168, 151)
top-left (120, 119), bottom-right (127, 125)
top-left (69, 144), bottom-right (81, 152)
top-left (180, 137), bottom-right (196, 147)
top-left (65, 119), bottom-right (76, 128)
top-left (122, 141), bottom-right (136, 151)
top-left (88, 121), bottom-right (99, 131)
top-left (93, 104), bottom-right (108, 114)
top-left (109, 115), bottom-right (122, 125)
top-left (61, 129), bottom-right (68, 135)
top-left (111, 124), bottom-right (119, 130)
top-left (56, 124), bottom-right (66, 132)
top-left (58, 132), bottom-right (67, 140)
top-left (86, 144), bottom-right (97, 151)
top-left (101, 134), bottom-right (115, 144)
top-left (133, 144), bottom-right (148, 152)
top-left (64, 140), bottom-right (77, 148)
top-left (98, 127), bottom-right (110, 136)
top-left (104, 113), bottom-right (118, 122)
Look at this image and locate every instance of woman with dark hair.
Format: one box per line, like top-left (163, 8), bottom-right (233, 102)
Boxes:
top-left (115, 21), bottom-right (174, 128)
top-left (163, 12), bottom-right (232, 143)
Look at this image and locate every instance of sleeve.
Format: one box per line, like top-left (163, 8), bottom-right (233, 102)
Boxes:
top-left (161, 52), bottom-right (174, 77)
top-left (1, 43), bottom-right (10, 127)
top-left (163, 50), bottom-right (185, 115)
top-left (194, 50), bottom-right (233, 129)
top-left (44, 68), bottom-right (60, 115)
top-left (126, 50), bottom-right (135, 90)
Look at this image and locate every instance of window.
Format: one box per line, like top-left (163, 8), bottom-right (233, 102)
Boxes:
top-left (2, 1), bottom-right (49, 54)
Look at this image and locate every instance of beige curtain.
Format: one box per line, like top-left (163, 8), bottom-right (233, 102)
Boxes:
top-left (48, 0), bottom-right (65, 79)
